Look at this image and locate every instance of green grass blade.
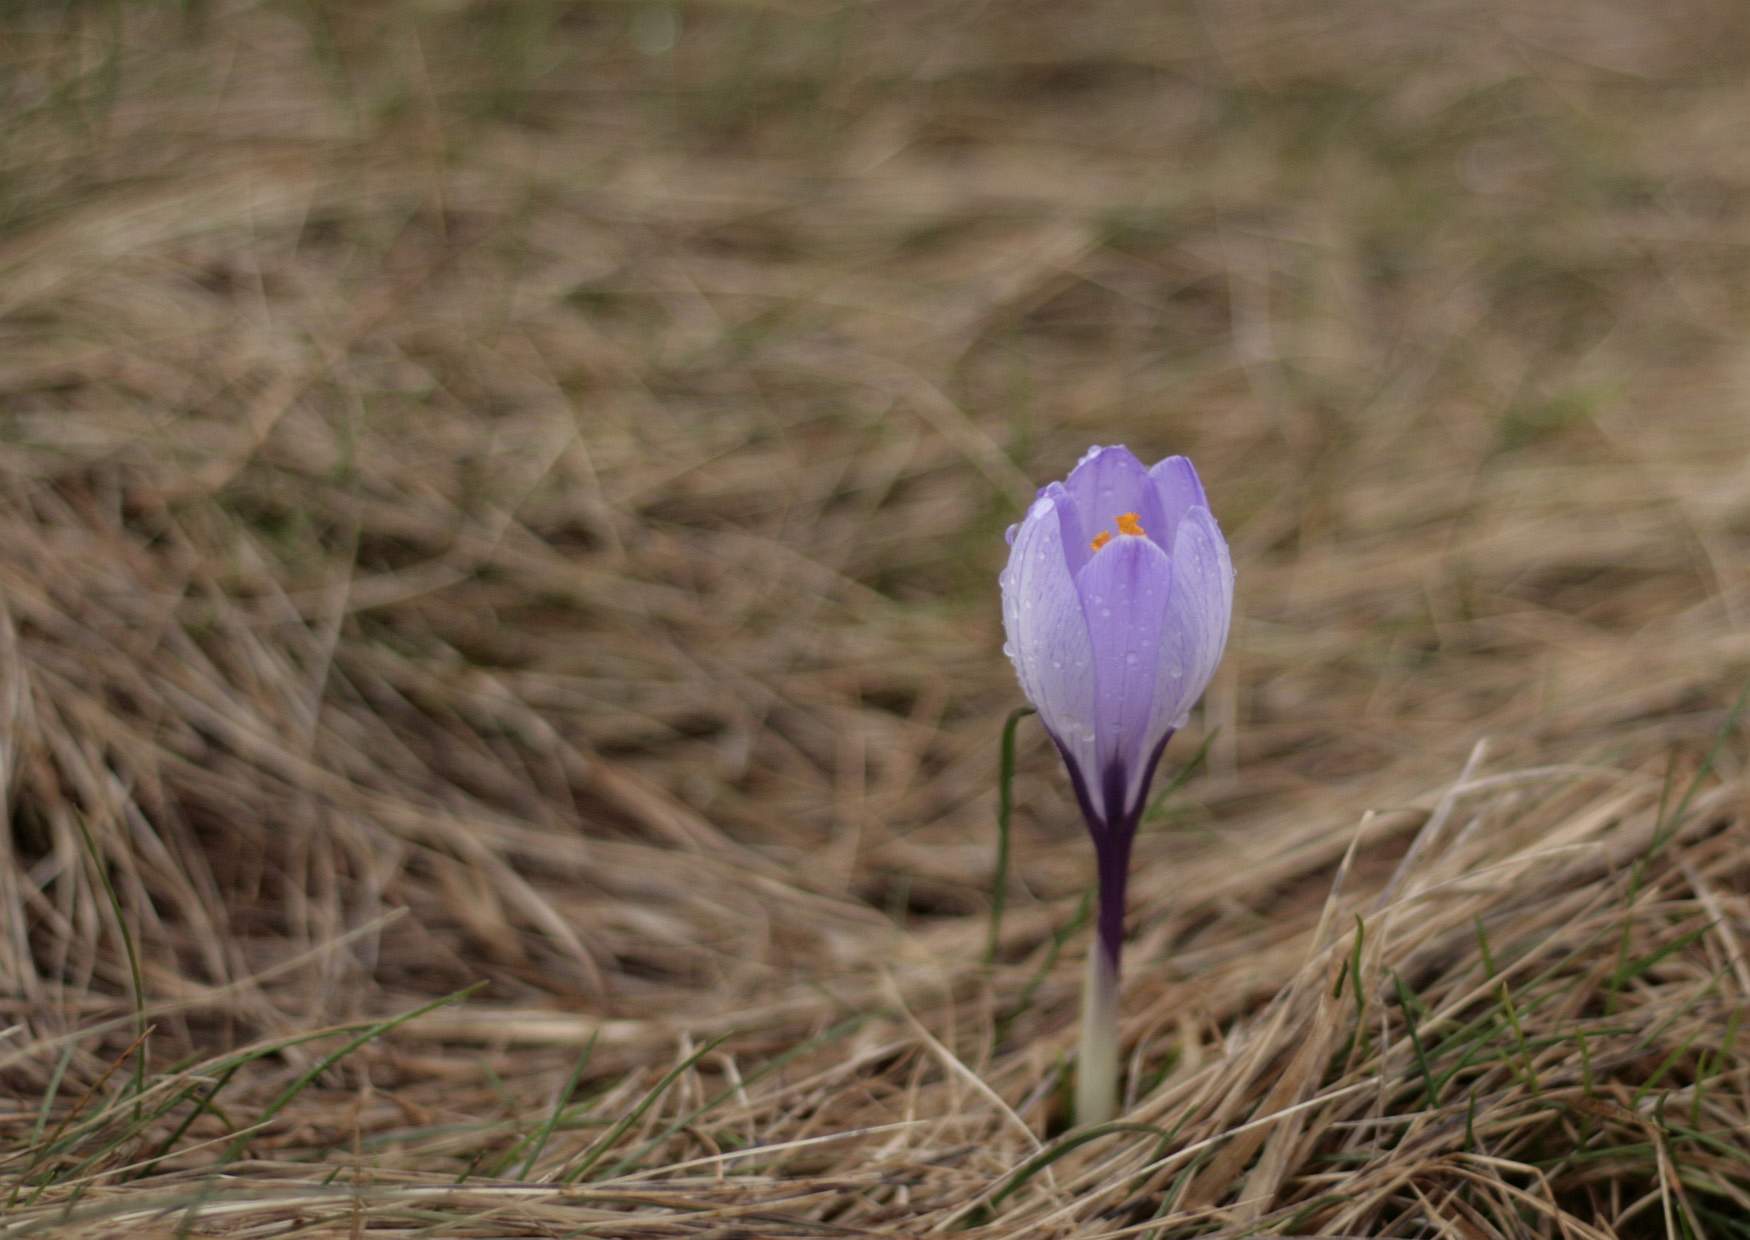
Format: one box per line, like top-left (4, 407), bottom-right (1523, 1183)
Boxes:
top-left (516, 1032), bottom-right (597, 1180)
top-left (28, 1043), bottom-right (77, 1147)
top-left (996, 890), bottom-right (1091, 1049)
top-left (132, 1063), bottom-right (244, 1181)
top-left (953, 1120), bottom-right (1171, 1226)
top-left (70, 812), bottom-right (149, 1111)
top-left (989, 705), bottom-right (1034, 964)
top-left (605, 1015), bottom-right (868, 1179)
top-left (564, 1033), bottom-right (731, 1184)
top-left (1393, 972), bottom-right (1438, 1109)
top-left (1142, 727), bottom-right (1219, 823)
top-left (219, 983), bottom-right (484, 1165)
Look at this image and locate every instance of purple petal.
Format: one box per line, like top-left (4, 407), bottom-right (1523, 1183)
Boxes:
top-left (1038, 481), bottom-right (1087, 573)
top-left (999, 492), bottom-right (1097, 786)
top-left (1149, 506), bottom-right (1234, 735)
top-left (1072, 532), bottom-right (1174, 824)
top-left (1062, 445), bottom-right (1170, 564)
top-left (1146, 455), bottom-right (1209, 547)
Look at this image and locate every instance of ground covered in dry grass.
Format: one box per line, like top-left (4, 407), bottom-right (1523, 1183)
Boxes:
top-left (3, 2), bottom-right (1750, 1235)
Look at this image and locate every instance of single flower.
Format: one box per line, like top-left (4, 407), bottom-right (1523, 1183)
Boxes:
top-left (999, 444), bottom-right (1234, 1124)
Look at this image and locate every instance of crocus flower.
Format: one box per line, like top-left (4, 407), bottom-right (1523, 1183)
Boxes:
top-left (1000, 444), bottom-right (1233, 1124)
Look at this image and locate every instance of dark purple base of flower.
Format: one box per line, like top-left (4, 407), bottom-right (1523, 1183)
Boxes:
top-left (1048, 730), bottom-right (1176, 980)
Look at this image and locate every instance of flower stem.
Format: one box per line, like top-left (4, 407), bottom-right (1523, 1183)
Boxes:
top-left (1076, 820), bottom-right (1134, 1126)
top-left (1078, 825), bottom-right (1129, 1125)
top-left (1076, 933), bottom-right (1120, 1125)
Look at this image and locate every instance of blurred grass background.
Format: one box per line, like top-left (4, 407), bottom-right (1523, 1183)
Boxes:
top-left (2, 1), bottom-right (1749, 1234)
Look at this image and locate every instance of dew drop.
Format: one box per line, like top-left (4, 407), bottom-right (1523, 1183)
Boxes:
top-left (1124, 652), bottom-right (1138, 666)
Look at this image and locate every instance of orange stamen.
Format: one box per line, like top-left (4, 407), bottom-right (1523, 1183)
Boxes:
top-left (1089, 530), bottom-right (1112, 552)
top-left (1115, 512), bottom-right (1145, 537)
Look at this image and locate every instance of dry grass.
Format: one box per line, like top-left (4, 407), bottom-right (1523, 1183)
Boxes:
top-left (2, 0), bottom-right (1749, 1235)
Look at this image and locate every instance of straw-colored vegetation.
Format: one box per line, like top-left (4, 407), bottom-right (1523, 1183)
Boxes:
top-left (3, 2), bottom-right (1749, 1235)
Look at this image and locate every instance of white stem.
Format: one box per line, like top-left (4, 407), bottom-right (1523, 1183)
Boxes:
top-left (1076, 943), bottom-right (1120, 1126)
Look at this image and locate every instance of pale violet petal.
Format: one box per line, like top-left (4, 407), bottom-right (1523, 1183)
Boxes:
top-left (1151, 505), bottom-right (1234, 734)
top-left (1063, 445), bottom-right (1169, 560)
top-left (1000, 493), bottom-right (1097, 783)
top-left (1038, 480), bottom-right (1089, 577)
top-left (1146, 455), bottom-right (1209, 546)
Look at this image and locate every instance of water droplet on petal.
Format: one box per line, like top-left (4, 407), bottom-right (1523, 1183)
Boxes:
top-left (1124, 652), bottom-right (1138, 665)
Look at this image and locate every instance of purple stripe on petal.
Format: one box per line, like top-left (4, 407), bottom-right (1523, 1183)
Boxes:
top-left (1072, 533), bottom-right (1174, 823)
top-left (1048, 727), bottom-right (1105, 841)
